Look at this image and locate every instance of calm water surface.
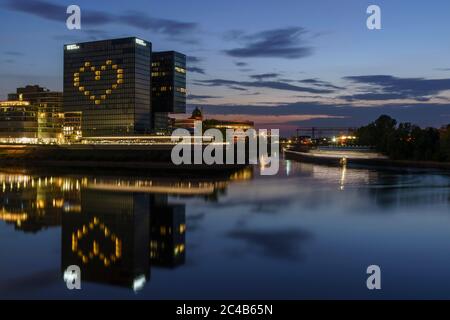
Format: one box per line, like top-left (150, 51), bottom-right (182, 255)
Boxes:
top-left (1, 159), bottom-right (450, 299)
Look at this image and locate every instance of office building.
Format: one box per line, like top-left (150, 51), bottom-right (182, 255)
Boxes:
top-left (0, 100), bottom-right (38, 143)
top-left (151, 51), bottom-right (186, 130)
top-left (64, 37), bottom-right (152, 137)
top-left (8, 85), bottom-right (64, 143)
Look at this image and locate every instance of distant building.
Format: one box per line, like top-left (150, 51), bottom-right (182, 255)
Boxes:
top-left (64, 37), bottom-right (152, 137)
top-left (203, 119), bottom-right (254, 131)
top-left (151, 51), bottom-right (186, 130)
top-left (0, 100), bottom-right (38, 143)
top-left (173, 107), bottom-right (255, 135)
top-left (172, 107), bottom-right (203, 132)
top-left (8, 85), bottom-right (64, 143)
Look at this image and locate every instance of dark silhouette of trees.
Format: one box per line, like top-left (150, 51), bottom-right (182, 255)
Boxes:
top-left (357, 115), bottom-right (449, 162)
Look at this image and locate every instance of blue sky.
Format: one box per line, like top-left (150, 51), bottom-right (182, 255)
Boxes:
top-left (1, 0), bottom-right (450, 135)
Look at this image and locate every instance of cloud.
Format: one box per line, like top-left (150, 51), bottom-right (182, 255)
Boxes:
top-left (187, 56), bottom-right (203, 64)
top-left (249, 73), bottom-right (281, 81)
top-left (187, 94), bottom-right (222, 101)
top-left (188, 67), bottom-right (206, 74)
top-left (342, 75), bottom-right (450, 101)
top-left (226, 228), bottom-right (312, 260)
top-left (241, 92), bottom-right (261, 96)
top-left (187, 56), bottom-right (206, 74)
top-left (299, 78), bottom-right (344, 90)
top-left (191, 101), bottom-right (450, 135)
top-left (229, 86), bottom-right (248, 91)
top-left (196, 78), bottom-right (335, 94)
top-left (205, 113), bottom-right (344, 125)
top-left (4, 0), bottom-right (198, 40)
top-left (224, 27), bottom-right (313, 59)
top-left (234, 61), bottom-right (248, 67)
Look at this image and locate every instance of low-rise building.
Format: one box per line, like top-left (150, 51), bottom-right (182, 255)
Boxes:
top-left (0, 100), bottom-right (39, 143)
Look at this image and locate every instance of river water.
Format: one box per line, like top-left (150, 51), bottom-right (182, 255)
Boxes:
top-left (1, 158), bottom-right (450, 299)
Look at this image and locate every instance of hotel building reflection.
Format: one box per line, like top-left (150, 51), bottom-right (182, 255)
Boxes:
top-left (0, 167), bottom-right (252, 291)
top-left (150, 195), bottom-right (186, 268)
top-left (61, 190), bottom-right (151, 290)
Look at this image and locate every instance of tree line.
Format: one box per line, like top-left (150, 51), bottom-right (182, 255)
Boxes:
top-left (356, 115), bottom-right (450, 162)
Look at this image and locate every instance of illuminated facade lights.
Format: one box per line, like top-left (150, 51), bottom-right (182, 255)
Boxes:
top-left (64, 37), bottom-right (152, 137)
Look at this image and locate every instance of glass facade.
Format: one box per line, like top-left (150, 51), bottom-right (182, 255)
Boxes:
top-left (64, 38), bottom-right (152, 137)
top-left (8, 85), bottom-right (64, 143)
top-left (151, 51), bottom-right (186, 129)
top-left (0, 101), bottom-right (38, 143)
top-left (63, 111), bottom-right (82, 142)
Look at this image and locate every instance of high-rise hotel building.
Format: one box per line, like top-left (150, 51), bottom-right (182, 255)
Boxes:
top-left (151, 51), bottom-right (186, 130)
top-left (64, 37), bottom-right (152, 137)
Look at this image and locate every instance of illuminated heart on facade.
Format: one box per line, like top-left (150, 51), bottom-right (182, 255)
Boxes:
top-left (71, 217), bottom-right (122, 267)
top-left (73, 60), bottom-right (124, 105)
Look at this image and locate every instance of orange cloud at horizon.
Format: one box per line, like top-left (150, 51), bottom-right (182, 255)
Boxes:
top-left (202, 113), bottom-right (346, 125)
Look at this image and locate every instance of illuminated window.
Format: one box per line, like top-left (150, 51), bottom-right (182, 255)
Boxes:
top-left (73, 72), bottom-right (79, 77)
top-left (74, 77), bottom-right (79, 82)
top-left (106, 89), bottom-right (112, 94)
top-left (90, 96), bottom-right (95, 100)
top-left (106, 60), bottom-right (112, 65)
top-left (101, 95), bottom-right (106, 100)
top-left (95, 71), bottom-right (101, 76)
top-left (74, 82), bottom-right (79, 87)
top-left (79, 67), bottom-right (85, 72)
top-left (117, 79), bottom-right (123, 84)
top-left (101, 65), bottom-right (106, 70)
top-left (90, 66), bottom-right (96, 71)
top-left (84, 91), bottom-right (90, 96)
top-left (84, 62), bottom-right (91, 67)
top-left (117, 74), bottom-right (123, 79)
top-left (95, 100), bottom-right (100, 105)
top-left (112, 84), bottom-right (117, 89)
top-left (117, 69), bottom-right (123, 74)
top-left (95, 76), bottom-right (101, 80)
top-left (112, 64), bottom-right (118, 69)
top-left (79, 86), bottom-right (84, 92)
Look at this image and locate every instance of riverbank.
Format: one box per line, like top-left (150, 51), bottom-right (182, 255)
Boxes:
top-left (0, 144), bottom-right (247, 175)
top-left (285, 149), bottom-right (450, 171)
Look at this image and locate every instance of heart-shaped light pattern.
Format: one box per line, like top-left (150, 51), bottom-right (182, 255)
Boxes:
top-left (71, 216), bottom-right (122, 267)
top-left (73, 60), bottom-right (123, 105)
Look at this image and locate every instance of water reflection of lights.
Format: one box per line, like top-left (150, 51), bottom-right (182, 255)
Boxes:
top-left (72, 217), bottom-right (122, 267)
top-left (340, 165), bottom-right (347, 191)
top-left (133, 275), bottom-right (147, 293)
top-left (286, 160), bottom-right (292, 176)
top-left (0, 172), bottom-right (252, 196)
top-left (0, 210), bottom-right (28, 224)
top-left (299, 163), bottom-right (375, 187)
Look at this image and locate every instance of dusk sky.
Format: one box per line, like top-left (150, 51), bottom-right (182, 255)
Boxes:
top-left (1, 0), bottom-right (450, 135)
